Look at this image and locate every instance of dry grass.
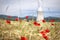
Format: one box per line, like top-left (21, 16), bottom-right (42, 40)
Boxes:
top-left (0, 19), bottom-right (60, 40)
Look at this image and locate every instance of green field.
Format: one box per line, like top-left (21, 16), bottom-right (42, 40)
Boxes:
top-left (0, 19), bottom-right (60, 40)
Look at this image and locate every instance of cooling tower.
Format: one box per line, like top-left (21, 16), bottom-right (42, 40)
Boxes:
top-left (37, 6), bottom-right (44, 21)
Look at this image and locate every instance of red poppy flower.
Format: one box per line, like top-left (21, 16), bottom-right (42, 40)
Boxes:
top-left (40, 29), bottom-right (50, 35)
top-left (37, 23), bottom-right (40, 26)
top-left (26, 16), bottom-right (29, 19)
top-left (40, 30), bottom-right (49, 40)
top-left (33, 21), bottom-right (40, 26)
top-left (33, 21), bottom-right (38, 26)
top-left (42, 35), bottom-right (48, 40)
top-left (51, 23), bottom-right (54, 26)
top-left (6, 20), bottom-right (11, 24)
top-left (34, 21), bottom-right (37, 25)
top-left (45, 29), bottom-right (50, 33)
top-left (15, 18), bottom-right (19, 21)
top-left (7, 16), bottom-right (11, 18)
top-left (42, 20), bottom-right (46, 23)
top-left (40, 31), bottom-right (45, 35)
top-left (21, 36), bottom-right (28, 40)
top-left (50, 19), bottom-right (55, 22)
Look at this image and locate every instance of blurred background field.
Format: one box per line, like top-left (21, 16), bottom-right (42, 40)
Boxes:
top-left (0, 18), bottom-right (60, 40)
top-left (0, 14), bottom-right (60, 22)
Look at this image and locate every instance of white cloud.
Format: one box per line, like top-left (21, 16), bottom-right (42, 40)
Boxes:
top-left (0, 0), bottom-right (60, 17)
top-left (42, 0), bottom-right (60, 9)
top-left (0, 0), bottom-right (38, 12)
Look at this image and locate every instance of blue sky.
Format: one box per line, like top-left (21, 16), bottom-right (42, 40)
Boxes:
top-left (0, 0), bottom-right (60, 17)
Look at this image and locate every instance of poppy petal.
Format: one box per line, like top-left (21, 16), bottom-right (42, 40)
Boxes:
top-left (7, 16), bottom-right (11, 18)
top-left (42, 20), bottom-right (46, 23)
top-left (26, 16), bottom-right (29, 19)
top-left (21, 36), bottom-right (28, 40)
top-left (6, 20), bottom-right (11, 24)
top-left (15, 18), bottom-right (19, 21)
top-left (50, 19), bottom-right (55, 22)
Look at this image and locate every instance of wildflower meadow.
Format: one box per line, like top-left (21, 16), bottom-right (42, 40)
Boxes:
top-left (0, 16), bottom-right (60, 40)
